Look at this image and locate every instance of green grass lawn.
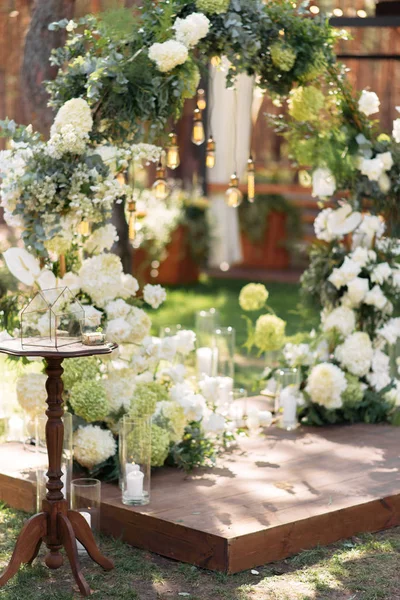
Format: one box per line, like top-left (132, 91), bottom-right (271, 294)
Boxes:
top-left (151, 277), bottom-right (319, 389)
top-left (1, 504), bottom-right (399, 600)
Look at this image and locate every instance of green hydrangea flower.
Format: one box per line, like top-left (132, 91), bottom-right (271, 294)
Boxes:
top-left (182, 62), bottom-right (201, 99)
top-left (151, 424), bottom-right (170, 467)
top-left (288, 86), bottom-right (325, 122)
top-left (342, 374), bottom-right (364, 407)
top-left (153, 401), bottom-right (187, 443)
top-left (254, 315), bottom-right (286, 352)
top-left (270, 41), bottom-right (297, 72)
top-left (300, 50), bottom-right (326, 83)
top-left (239, 283), bottom-right (269, 311)
top-left (63, 357), bottom-right (101, 393)
top-left (69, 379), bottom-right (109, 422)
top-left (129, 382), bottom-right (169, 419)
top-left (195, 0), bottom-right (230, 14)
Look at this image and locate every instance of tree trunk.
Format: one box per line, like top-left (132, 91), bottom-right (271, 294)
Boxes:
top-left (21, 0), bottom-right (75, 136)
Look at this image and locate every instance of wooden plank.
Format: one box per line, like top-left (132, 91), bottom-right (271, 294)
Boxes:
top-left (227, 494), bottom-right (400, 574)
top-left (0, 472), bottom-right (36, 512)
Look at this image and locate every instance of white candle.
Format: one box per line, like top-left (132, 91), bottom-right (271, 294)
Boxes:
top-left (77, 511), bottom-right (91, 555)
top-left (281, 387), bottom-right (298, 429)
top-left (196, 347), bottom-right (214, 377)
top-left (126, 466), bottom-right (144, 500)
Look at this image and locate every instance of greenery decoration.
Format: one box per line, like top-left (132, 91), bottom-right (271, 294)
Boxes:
top-left (238, 194), bottom-right (302, 245)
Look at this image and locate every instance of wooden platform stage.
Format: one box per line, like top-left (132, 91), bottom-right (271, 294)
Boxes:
top-left (0, 424), bottom-right (399, 573)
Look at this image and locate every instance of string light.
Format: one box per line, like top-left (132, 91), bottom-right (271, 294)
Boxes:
top-left (197, 88), bottom-right (206, 111)
top-left (166, 132), bottom-right (180, 170)
top-left (309, 5), bottom-right (319, 14)
top-left (333, 8), bottom-right (343, 16)
top-left (152, 162), bottom-right (169, 200)
top-left (225, 173), bottom-right (243, 208)
top-left (191, 108), bottom-right (205, 146)
top-left (357, 9), bottom-right (367, 17)
top-left (247, 156), bottom-right (255, 202)
top-left (206, 136), bottom-right (216, 169)
top-left (127, 200), bottom-right (136, 241)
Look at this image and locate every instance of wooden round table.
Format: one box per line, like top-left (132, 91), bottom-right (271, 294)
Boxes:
top-left (0, 338), bottom-right (118, 597)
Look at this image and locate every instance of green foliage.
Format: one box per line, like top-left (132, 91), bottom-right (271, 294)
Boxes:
top-left (185, 204), bottom-right (211, 266)
top-left (300, 241), bottom-right (346, 311)
top-left (46, 1), bottom-right (336, 144)
top-left (169, 421), bottom-right (216, 471)
top-left (238, 194), bottom-right (302, 245)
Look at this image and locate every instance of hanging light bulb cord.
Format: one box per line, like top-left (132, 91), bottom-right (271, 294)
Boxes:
top-left (208, 66), bottom-right (215, 140)
top-left (233, 87), bottom-right (239, 177)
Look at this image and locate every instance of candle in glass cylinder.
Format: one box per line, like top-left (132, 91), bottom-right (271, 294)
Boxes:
top-left (218, 377), bottom-right (234, 407)
top-left (126, 465), bottom-right (144, 500)
top-left (76, 511), bottom-right (91, 555)
top-left (196, 347), bottom-right (214, 377)
top-left (280, 386), bottom-right (298, 430)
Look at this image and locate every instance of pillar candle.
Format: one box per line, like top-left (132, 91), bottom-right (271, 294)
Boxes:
top-left (77, 511), bottom-right (91, 555)
top-left (196, 347), bottom-right (214, 377)
top-left (126, 467), bottom-right (144, 500)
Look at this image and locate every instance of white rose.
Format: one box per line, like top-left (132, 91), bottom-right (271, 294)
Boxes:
top-left (370, 262), bottom-right (392, 285)
top-left (341, 277), bottom-right (369, 308)
top-left (143, 284), bottom-right (167, 309)
top-left (360, 157), bottom-right (384, 182)
top-left (328, 257), bottom-right (361, 289)
top-left (312, 168), bottom-right (336, 198)
top-left (350, 246), bottom-right (376, 267)
top-left (326, 203), bottom-right (361, 237)
top-left (378, 172), bottom-right (391, 193)
top-left (364, 285), bottom-right (388, 310)
top-left (377, 151), bottom-right (393, 171)
top-left (358, 90), bottom-right (380, 116)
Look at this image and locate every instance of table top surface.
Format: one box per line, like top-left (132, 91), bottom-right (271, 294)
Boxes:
top-left (0, 338), bottom-right (118, 359)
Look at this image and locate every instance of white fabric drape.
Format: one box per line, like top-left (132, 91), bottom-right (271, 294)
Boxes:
top-left (208, 61), bottom-right (254, 268)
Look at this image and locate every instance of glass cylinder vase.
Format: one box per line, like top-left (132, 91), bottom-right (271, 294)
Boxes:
top-left (276, 368), bottom-right (300, 414)
top-left (120, 416), bottom-right (151, 506)
top-left (212, 327), bottom-right (235, 380)
top-left (71, 479), bottom-right (101, 555)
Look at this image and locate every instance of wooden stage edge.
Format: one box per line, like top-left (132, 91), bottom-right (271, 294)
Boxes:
top-left (0, 424), bottom-right (399, 574)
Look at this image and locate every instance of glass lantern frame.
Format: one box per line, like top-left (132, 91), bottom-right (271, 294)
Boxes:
top-left (20, 287), bottom-right (85, 349)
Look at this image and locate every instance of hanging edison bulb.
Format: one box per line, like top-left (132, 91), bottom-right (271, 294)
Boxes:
top-left (127, 200), bottom-right (136, 241)
top-left (247, 156), bottom-right (255, 203)
top-left (152, 162), bottom-right (169, 200)
top-left (206, 136), bottom-right (216, 169)
top-left (166, 132), bottom-right (180, 170)
top-left (191, 109), bottom-right (205, 146)
top-left (225, 173), bottom-right (243, 208)
top-left (197, 88), bottom-right (206, 111)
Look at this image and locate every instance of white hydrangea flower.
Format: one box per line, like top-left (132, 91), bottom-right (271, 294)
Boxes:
top-left (84, 224), bottom-right (118, 255)
top-left (335, 332), bottom-right (373, 377)
top-left (175, 330), bottom-right (196, 355)
top-left (158, 336), bottom-right (178, 362)
top-left (306, 363), bottom-right (347, 410)
top-left (322, 306), bottom-right (356, 337)
top-left (392, 269), bottom-right (400, 289)
top-left (106, 317), bottom-right (134, 344)
top-left (377, 151), bottom-right (393, 171)
top-left (367, 350), bottom-right (391, 391)
top-left (73, 425), bottom-right (116, 469)
top-left (370, 262), bottom-right (392, 285)
top-left (203, 411), bottom-right (226, 434)
top-left (312, 168), bottom-right (336, 198)
top-left (16, 373), bottom-right (47, 416)
top-left (378, 172), bottom-right (391, 193)
top-left (143, 284), bottom-right (167, 309)
top-left (358, 90), bottom-right (380, 116)
top-left (385, 379), bottom-right (400, 407)
top-left (120, 274), bottom-right (139, 299)
top-left (377, 318), bottom-right (400, 346)
top-left (328, 257), bottom-right (361, 289)
top-left (364, 285), bottom-right (388, 310)
top-left (341, 277), bottom-right (369, 308)
top-left (148, 40), bottom-right (188, 72)
top-left (84, 305), bottom-right (103, 327)
top-left (51, 98), bottom-right (93, 137)
top-left (170, 385), bottom-right (207, 421)
top-left (126, 307), bottom-right (152, 343)
top-left (103, 368), bottom-right (135, 413)
top-left (283, 343), bottom-right (313, 367)
top-left (173, 13), bottom-right (210, 48)
top-left (79, 253), bottom-right (125, 307)
top-left (198, 376), bottom-right (221, 402)
top-left (106, 299), bottom-right (131, 320)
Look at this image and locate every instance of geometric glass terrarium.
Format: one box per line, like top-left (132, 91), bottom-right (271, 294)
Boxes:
top-left (21, 287), bottom-right (85, 349)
